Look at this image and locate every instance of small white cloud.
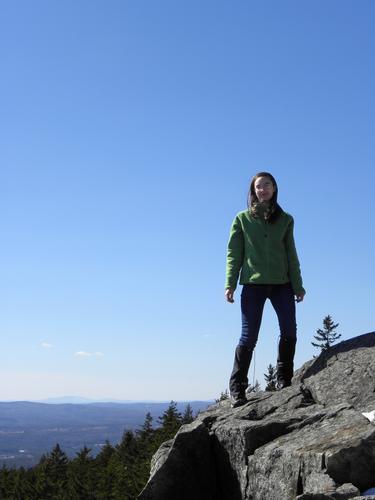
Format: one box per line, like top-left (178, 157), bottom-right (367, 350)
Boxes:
top-left (74, 351), bottom-right (91, 357)
top-left (74, 351), bottom-right (104, 358)
top-left (41, 342), bottom-right (53, 349)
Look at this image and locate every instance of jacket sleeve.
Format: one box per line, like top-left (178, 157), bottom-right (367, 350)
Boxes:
top-left (225, 215), bottom-right (244, 291)
top-left (285, 216), bottom-right (305, 296)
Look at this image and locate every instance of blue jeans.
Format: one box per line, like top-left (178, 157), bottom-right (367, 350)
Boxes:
top-left (239, 282), bottom-right (296, 350)
top-left (229, 283), bottom-right (297, 396)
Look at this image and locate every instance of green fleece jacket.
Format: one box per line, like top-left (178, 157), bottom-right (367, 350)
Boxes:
top-left (225, 208), bottom-right (305, 295)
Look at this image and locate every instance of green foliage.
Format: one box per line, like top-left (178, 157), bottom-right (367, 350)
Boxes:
top-left (157, 401), bottom-right (182, 434)
top-left (0, 402), bottom-right (195, 499)
top-left (35, 444), bottom-right (69, 499)
top-left (67, 446), bottom-right (96, 499)
top-left (312, 315), bottom-right (341, 352)
top-left (182, 403), bottom-right (194, 424)
top-left (264, 364), bottom-right (277, 391)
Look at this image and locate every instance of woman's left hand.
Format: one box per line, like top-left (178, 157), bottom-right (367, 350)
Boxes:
top-left (295, 292), bottom-right (305, 303)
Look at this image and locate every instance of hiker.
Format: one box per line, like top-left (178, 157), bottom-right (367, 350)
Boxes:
top-left (225, 172), bottom-right (305, 407)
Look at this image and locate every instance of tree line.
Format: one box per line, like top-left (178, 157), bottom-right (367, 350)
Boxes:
top-left (0, 401), bottom-right (193, 500)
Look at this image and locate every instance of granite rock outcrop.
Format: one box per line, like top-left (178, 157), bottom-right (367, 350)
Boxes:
top-left (139, 332), bottom-right (375, 500)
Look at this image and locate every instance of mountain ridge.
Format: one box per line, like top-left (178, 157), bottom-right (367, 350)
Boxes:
top-left (0, 400), bottom-right (212, 468)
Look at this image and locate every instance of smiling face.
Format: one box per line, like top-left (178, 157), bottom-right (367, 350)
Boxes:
top-left (254, 175), bottom-right (275, 203)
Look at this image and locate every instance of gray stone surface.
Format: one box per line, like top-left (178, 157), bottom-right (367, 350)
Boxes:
top-left (138, 332), bottom-right (375, 500)
top-left (293, 332), bottom-right (375, 411)
top-left (334, 483), bottom-right (361, 499)
top-left (138, 419), bottom-right (217, 500)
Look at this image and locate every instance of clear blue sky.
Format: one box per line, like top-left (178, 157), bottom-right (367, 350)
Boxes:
top-left (1, 0), bottom-right (374, 401)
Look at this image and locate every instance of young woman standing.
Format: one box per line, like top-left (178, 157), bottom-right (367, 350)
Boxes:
top-left (225, 172), bottom-right (305, 408)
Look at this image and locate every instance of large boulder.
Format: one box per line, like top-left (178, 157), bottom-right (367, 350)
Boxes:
top-left (138, 332), bottom-right (375, 500)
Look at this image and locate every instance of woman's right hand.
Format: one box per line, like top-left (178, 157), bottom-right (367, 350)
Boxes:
top-left (225, 288), bottom-right (234, 303)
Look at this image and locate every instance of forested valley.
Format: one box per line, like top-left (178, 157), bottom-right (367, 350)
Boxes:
top-left (0, 401), bottom-right (193, 500)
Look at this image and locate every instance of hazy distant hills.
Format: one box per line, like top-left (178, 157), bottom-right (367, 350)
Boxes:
top-left (36, 396), bottom-right (141, 404)
top-left (0, 400), bottom-right (212, 468)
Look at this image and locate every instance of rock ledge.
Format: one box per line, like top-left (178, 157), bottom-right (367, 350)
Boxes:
top-left (139, 332), bottom-right (375, 500)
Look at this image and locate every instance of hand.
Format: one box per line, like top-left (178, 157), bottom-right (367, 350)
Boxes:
top-left (295, 292), bottom-right (305, 303)
top-left (225, 288), bottom-right (234, 303)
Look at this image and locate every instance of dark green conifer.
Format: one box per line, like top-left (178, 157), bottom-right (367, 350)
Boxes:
top-left (312, 315), bottom-right (341, 352)
top-left (157, 401), bottom-right (182, 438)
top-left (67, 446), bottom-right (95, 499)
top-left (264, 364), bottom-right (277, 391)
top-left (34, 443), bottom-right (69, 499)
top-left (11, 468), bottom-right (35, 499)
top-left (0, 465), bottom-right (12, 499)
top-left (182, 403), bottom-right (194, 424)
top-left (95, 440), bottom-right (116, 467)
top-left (136, 412), bottom-right (153, 443)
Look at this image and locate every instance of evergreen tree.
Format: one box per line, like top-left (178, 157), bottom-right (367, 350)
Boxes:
top-left (34, 463), bottom-right (54, 499)
top-left (10, 468), bottom-right (35, 500)
top-left (0, 466), bottom-right (12, 499)
top-left (35, 443), bottom-right (69, 499)
top-left (312, 315), bottom-right (341, 352)
top-left (136, 412), bottom-right (156, 490)
top-left (182, 404), bottom-right (194, 424)
top-left (75, 445), bottom-right (92, 461)
top-left (110, 460), bottom-right (134, 500)
top-left (44, 443), bottom-right (69, 482)
top-left (95, 440), bottom-right (116, 467)
top-left (95, 456), bottom-right (119, 500)
top-left (136, 414), bottom-right (154, 459)
top-left (67, 446), bottom-right (96, 499)
top-left (136, 412), bottom-right (153, 443)
top-left (264, 364), bottom-right (277, 391)
top-left (115, 431), bottom-right (144, 498)
top-left (116, 430), bottom-right (139, 464)
top-left (156, 401), bottom-right (182, 440)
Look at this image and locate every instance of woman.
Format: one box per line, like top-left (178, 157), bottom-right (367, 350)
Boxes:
top-left (225, 172), bottom-right (305, 408)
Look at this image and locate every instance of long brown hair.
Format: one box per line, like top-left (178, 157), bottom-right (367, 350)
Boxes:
top-left (247, 172), bottom-right (282, 223)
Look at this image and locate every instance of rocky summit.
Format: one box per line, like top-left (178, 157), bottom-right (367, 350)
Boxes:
top-left (138, 332), bottom-right (375, 500)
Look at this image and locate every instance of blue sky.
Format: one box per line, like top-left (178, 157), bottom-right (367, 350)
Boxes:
top-left (1, 0), bottom-right (374, 401)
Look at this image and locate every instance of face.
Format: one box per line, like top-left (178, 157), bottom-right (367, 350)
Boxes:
top-left (254, 176), bottom-right (275, 203)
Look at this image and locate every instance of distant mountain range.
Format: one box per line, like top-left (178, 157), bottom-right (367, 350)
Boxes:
top-left (36, 396), bottom-right (166, 404)
top-left (0, 400), bottom-right (213, 468)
